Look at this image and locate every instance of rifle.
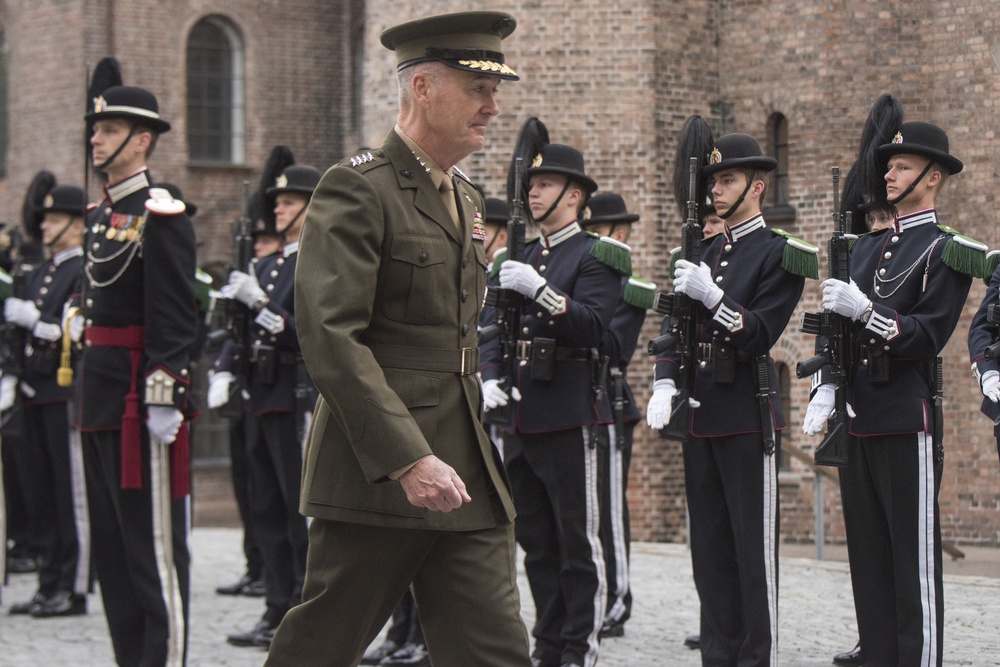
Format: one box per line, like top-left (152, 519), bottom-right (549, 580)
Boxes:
top-left (211, 180), bottom-right (254, 418)
top-left (797, 167), bottom-right (851, 467)
top-left (0, 231), bottom-right (28, 428)
top-left (481, 158), bottom-right (527, 428)
top-left (646, 156), bottom-right (702, 442)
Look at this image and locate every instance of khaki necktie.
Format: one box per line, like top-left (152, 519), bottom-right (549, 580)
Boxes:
top-left (439, 176), bottom-right (460, 228)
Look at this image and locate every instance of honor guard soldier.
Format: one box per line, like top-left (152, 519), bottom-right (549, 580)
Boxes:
top-left (649, 133), bottom-right (817, 666)
top-left (577, 192), bottom-right (652, 640)
top-left (80, 83), bottom-right (197, 666)
top-left (265, 11), bottom-right (532, 667)
top-left (213, 162), bottom-right (320, 648)
top-left (806, 121), bottom-right (986, 667)
top-left (969, 253), bottom-right (1000, 465)
top-left (483, 196), bottom-right (510, 271)
top-left (3, 182), bottom-right (90, 618)
top-left (482, 143), bottom-right (628, 667)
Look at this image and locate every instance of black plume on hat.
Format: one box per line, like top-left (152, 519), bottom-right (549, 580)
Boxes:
top-left (582, 192), bottom-right (639, 226)
top-left (877, 120), bottom-right (963, 175)
top-left (527, 144), bottom-right (598, 194)
top-left (257, 145), bottom-right (296, 230)
top-left (841, 93), bottom-right (904, 234)
top-left (673, 115), bottom-right (715, 220)
top-left (22, 170), bottom-right (57, 242)
top-left (484, 197), bottom-right (509, 225)
top-left (703, 133), bottom-right (777, 176)
top-left (508, 116), bottom-right (550, 220)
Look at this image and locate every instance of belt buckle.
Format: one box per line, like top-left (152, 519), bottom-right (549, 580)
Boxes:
top-left (516, 340), bottom-right (532, 362)
top-left (460, 347), bottom-right (477, 376)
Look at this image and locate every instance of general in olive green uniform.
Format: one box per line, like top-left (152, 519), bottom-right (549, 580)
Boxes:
top-left (264, 12), bottom-right (531, 667)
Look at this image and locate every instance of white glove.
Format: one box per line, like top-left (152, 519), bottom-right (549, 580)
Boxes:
top-left (0, 374), bottom-right (17, 411)
top-left (674, 260), bottom-right (724, 309)
top-left (821, 278), bottom-right (871, 321)
top-left (207, 371), bottom-right (234, 409)
top-left (982, 370), bottom-right (1000, 403)
top-left (224, 270), bottom-right (267, 308)
top-left (68, 314), bottom-right (84, 343)
top-left (646, 379), bottom-right (678, 430)
top-left (499, 260), bottom-right (547, 298)
top-left (482, 378), bottom-right (521, 410)
top-left (146, 406), bottom-right (184, 444)
top-left (803, 384), bottom-right (835, 435)
top-left (4, 298), bottom-right (40, 330)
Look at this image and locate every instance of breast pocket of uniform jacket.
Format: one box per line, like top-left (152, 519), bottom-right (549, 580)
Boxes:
top-left (383, 235), bottom-right (451, 324)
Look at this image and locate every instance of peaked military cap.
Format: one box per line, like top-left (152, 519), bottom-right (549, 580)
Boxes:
top-left (703, 133), bottom-right (777, 176)
top-left (42, 185), bottom-right (86, 218)
top-left (877, 120), bottom-right (963, 175)
top-left (484, 197), bottom-right (509, 225)
top-left (266, 165), bottom-right (322, 197)
top-left (582, 192), bottom-right (639, 226)
top-left (85, 85), bottom-right (171, 133)
top-left (528, 144), bottom-right (598, 194)
top-left (381, 11), bottom-right (519, 81)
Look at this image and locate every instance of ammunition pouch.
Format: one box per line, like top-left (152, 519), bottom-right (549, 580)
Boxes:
top-left (866, 351), bottom-right (891, 384)
top-left (26, 340), bottom-right (60, 377)
top-left (530, 337), bottom-right (557, 382)
top-left (251, 343), bottom-right (277, 385)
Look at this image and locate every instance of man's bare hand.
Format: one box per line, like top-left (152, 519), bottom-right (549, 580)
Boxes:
top-left (399, 455), bottom-right (471, 512)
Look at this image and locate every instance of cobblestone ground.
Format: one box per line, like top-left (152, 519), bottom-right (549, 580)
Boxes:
top-left (1, 528), bottom-right (997, 666)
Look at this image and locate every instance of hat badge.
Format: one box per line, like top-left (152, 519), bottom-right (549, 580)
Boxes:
top-left (583, 206), bottom-right (592, 220)
top-left (93, 95), bottom-right (107, 113)
top-left (275, 174), bottom-right (288, 188)
top-left (43, 194), bottom-right (54, 208)
top-left (892, 131), bottom-right (903, 144)
top-left (711, 148), bottom-right (722, 165)
top-left (532, 154), bottom-right (544, 168)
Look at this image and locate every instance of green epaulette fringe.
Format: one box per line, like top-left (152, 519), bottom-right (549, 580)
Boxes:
top-left (589, 235), bottom-right (633, 276)
top-left (624, 276), bottom-right (657, 309)
top-left (0, 266), bottom-right (11, 301)
top-left (667, 246), bottom-right (682, 279)
top-left (937, 225), bottom-right (989, 279)
top-left (772, 228), bottom-right (819, 279)
top-left (195, 268), bottom-right (213, 312)
top-left (487, 247), bottom-right (507, 280)
top-left (985, 250), bottom-right (1000, 284)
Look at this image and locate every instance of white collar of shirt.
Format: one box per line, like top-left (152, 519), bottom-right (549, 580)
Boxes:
top-left (282, 241), bottom-right (299, 257)
top-left (53, 246), bottom-right (84, 266)
top-left (725, 214), bottom-right (766, 243)
top-left (894, 208), bottom-right (937, 233)
top-left (542, 221), bottom-right (582, 249)
top-left (105, 170), bottom-right (150, 204)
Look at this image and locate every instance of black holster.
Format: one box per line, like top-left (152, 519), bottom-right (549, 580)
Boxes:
top-left (530, 337), bottom-right (557, 382)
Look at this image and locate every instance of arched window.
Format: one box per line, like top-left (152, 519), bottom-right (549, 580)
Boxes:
top-left (0, 28), bottom-right (9, 175)
top-left (768, 113), bottom-right (789, 207)
top-left (187, 16), bottom-right (245, 164)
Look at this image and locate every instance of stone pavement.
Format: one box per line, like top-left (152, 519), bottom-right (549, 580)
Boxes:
top-left (1, 528), bottom-right (998, 666)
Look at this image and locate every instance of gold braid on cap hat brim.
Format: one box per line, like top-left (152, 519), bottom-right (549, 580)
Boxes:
top-left (399, 47), bottom-right (518, 78)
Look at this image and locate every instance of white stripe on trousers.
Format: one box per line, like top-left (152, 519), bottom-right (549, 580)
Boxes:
top-left (917, 432), bottom-right (937, 667)
top-left (581, 426), bottom-right (607, 667)
top-left (763, 448), bottom-right (778, 666)
top-left (67, 418), bottom-right (91, 594)
top-left (604, 423), bottom-right (630, 622)
top-left (150, 436), bottom-right (186, 667)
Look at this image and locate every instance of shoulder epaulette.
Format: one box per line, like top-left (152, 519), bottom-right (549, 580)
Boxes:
top-left (195, 268), bottom-right (213, 312)
top-left (844, 232), bottom-right (860, 252)
top-left (771, 228), bottom-right (819, 279)
top-left (145, 188), bottom-right (186, 216)
top-left (985, 250), bottom-right (1000, 284)
top-left (588, 235), bottom-right (632, 276)
top-left (343, 149), bottom-right (387, 172)
top-left (937, 224), bottom-right (989, 279)
top-left (487, 247), bottom-right (508, 280)
top-left (624, 275), bottom-right (657, 309)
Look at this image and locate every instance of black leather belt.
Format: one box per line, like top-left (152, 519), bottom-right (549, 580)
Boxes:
top-left (515, 340), bottom-right (593, 363)
top-left (368, 343), bottom-right (479, 375)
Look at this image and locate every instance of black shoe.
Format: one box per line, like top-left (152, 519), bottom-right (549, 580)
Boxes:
top-left (599, 616), bottom-right (626, 638)
top-left (10, 592), bottom-right (48, 615)
top-left (381, 642), bottom-right (430, 667)
top-left (530, 659), bottom-right (557, 667)
top-left (252, 624), bottom-right (276, 648)
top-left (227, 619), bottom-right (275, 647)
top-left (216, 573), bottom-right (260, 596)
top-left (31, 591), bottom-right (87, 617)
top-left (832, 642), bottom-right (862, 666)
top-left (362, 640), bottom-right (401, 664)
top-left (243, 578), bottom-right (266, 597)
top-left (6, 556), bottom-right (38, 574)
top-left (683, 634), bottom-right (700, 650)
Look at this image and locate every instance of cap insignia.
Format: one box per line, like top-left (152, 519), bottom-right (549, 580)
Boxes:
top-left (711, 148), bottom-right (722, 165)
top-left (583, 206), bottom-right (592, 220)
top-left (43, 194), bottom-right (54, 208)
top-left (892, 132), bottom-right (903, 144)
top-left (532, 153), bottom-right (543, 168)
top-left (93, 95), bottom-right (107, 113)
top-left (275, 174), bottom-right (288, 188)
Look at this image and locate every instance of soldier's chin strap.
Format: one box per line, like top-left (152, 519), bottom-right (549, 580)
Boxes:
top-left (719, 171), bottom-right (756, 220)
top-left (94, 123), bottom-right (139, 172)
top-left (278, 204), bottom-right (309, 238)
top-left (45, 216), bottom-right (81, 249)
top-left (886, 160), bottom-right (934, 207)
top-left (533, 178), bottom-right (573, 223)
